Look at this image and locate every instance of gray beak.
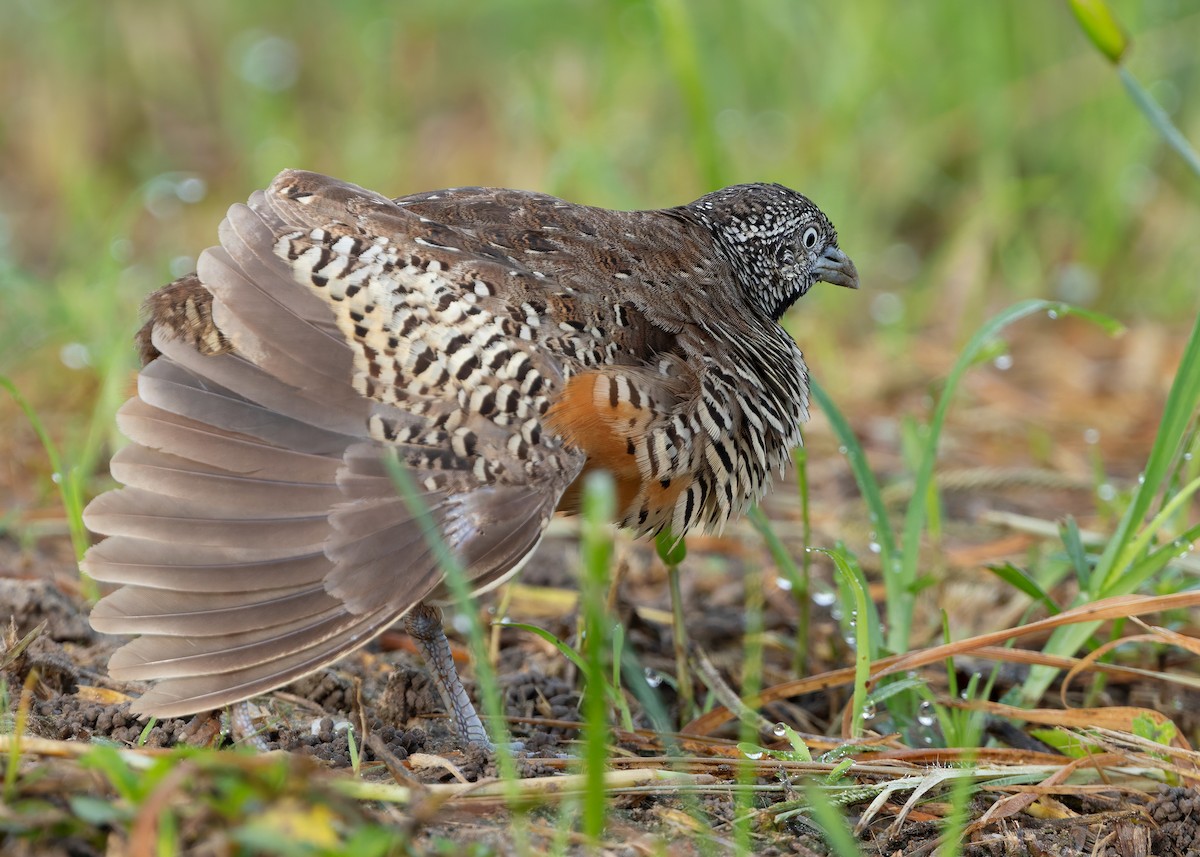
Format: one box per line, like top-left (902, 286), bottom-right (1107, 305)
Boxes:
top-left (812, 245), bottom-right (859, 289)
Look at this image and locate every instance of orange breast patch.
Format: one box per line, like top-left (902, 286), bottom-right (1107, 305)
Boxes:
top-left (545, 371), bottom-right (651, 518)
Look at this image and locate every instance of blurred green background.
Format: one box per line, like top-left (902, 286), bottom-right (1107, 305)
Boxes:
top-left (1, 0), bottom-right (1198, 514)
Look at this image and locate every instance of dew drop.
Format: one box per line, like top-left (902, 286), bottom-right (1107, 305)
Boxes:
top-left (775, 575), bottom-right (793, 592)
top-left (868, 540), bottom-right (882, 554)
top-left (812, 591), bottom-right (836, 607)
top-left (743, 750), bottom-right (763, 760)
top-left (1185, 452), bottom-right (1194, 462)
top-left (50, 472), bottom-right (62, 484)
top-left (1097, 483), bottom-right (1116, 501)
top-left (917, 701), bottom-right (936, 726)
top-left (992, 354), bottom-right (1013, 371)
top-left (861, 701), bottom-right (876, 721)
top-left (643, 668), bottom-right (663, 688)
top-left (1083, 428), bottom-right (1100, 445)
top-left (772, 722), bottom-right (788, 738)
top-left (1047, 309), bottom-right (1059, 320)
top-left (837, 445), bottom-right (848, 455)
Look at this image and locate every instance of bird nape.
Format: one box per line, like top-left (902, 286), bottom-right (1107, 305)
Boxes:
top-left (82, 169), bottom-right (857, 749)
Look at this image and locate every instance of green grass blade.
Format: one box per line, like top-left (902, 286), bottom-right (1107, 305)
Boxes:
top-left (803, 783), bottom-right (863, 857)
top-left (499, 622), bottom-right (589, 674)
top-left (809, 379), bottom-right (897, 570)
top-left (1059, 517), bottom-right (1092, 591)
top-left (1125, 521), bottom-right (1200, 588)
top-left (0, 374), bottom-right (97, 600)
top-left (1107, 475), bottom-right (1200, 591)
top-left (893, 300), bottom-right (1120, 654)
top-left (579, 471), bottom-right (616, 844)
top-left (815, 547), bottom-right (872, 737)
top-left (986, 563), bottom-right (1061, 616)
top-left (383, 455), bottom-right (520, 776)
top-left (1023, 310), bottom-right (1200, 703)
top-left (1118, 68), bottom-right (1200, 179)
top-left (652, 0), bottom-right (723, 188)
top-left (1095, 321), bottom-right (1200, 594)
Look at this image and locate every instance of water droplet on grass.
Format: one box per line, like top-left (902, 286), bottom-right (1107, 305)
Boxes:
top-left (917, 701), bottom-right (936, 726)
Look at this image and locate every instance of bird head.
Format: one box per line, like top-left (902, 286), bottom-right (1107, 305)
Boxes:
top-left (688, 183), bottom-right (859, 322)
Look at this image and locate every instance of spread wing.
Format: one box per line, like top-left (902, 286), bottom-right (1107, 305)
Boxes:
top-left (83, 170), bottom-right (585, 717)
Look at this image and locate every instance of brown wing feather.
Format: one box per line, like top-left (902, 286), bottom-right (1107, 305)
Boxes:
top-left (84, 170), bottom-right (586, 718)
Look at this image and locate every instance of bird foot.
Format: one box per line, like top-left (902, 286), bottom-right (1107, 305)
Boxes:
top-left (405, 602), bottom-right (518, 752)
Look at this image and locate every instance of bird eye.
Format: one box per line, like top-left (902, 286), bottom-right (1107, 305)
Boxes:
top-left (802, 227), bottom-right (819, 250)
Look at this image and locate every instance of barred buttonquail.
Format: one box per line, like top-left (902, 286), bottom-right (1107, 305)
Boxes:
top-left (82, 170), bottom-right (858, 746)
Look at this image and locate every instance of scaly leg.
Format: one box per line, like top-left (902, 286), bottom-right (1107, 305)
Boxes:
top-left (404, 602), bottom-right (493, 749)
